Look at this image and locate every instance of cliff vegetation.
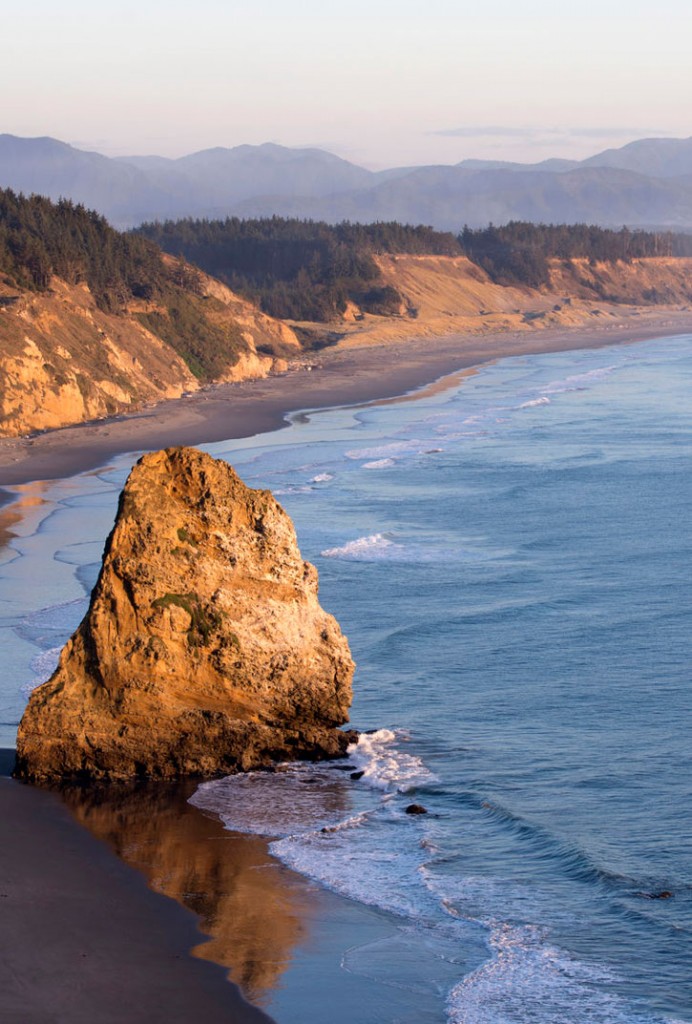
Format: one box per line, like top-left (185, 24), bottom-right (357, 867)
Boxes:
top-left (0, 190), bottom-right (299, 436)
top-left (138, 217), bottom-right (692, 323)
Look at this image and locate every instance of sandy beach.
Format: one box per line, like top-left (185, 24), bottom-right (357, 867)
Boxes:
top-left (2, 310), bottom-right (691, 488)
top-left (2, 312), bottom-right (692, 1022)
top-left (0, 762), bottom-right (274, 1023)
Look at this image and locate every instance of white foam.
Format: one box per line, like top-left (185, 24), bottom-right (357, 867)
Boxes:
top-left (189, 762), bottom-right (358, 838)
top-left (320, 533), bottom-right (500, 565)
top-left (271, 485), bottom-right (315, 495)
top-left (362, 458), bottom-right (395, 469)
top-left (188, 739), bottom-right (677, 1024)
top-left (321, 533), bottom-right (403, 560)
top-left (446, 921), bottom-right (669, 1024)
top-left (262, 733), bottom-right (442, 920)
top-left (348, 729), bottom-right (438, 793)
top-left (16, 597), bottom-right (87, 640)
top-left (541, 364), bottom-right (618, 395)
top-left (270, 812), bottom-right (435, 921)
top-left (20, 646), bottom-right (62, 696)
top-left (190, 729), bottom-right (442, 921)
top-left (345, 440), bottom-right (426, 461)
top-left (519, 396), bottom-right (551, 409)
top-left (310, 473), bottom-right (334, 483)
top-left (418, 868), bottom-right (680, 1024)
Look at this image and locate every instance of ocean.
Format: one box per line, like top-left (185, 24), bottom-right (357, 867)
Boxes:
top-left (1, 333), bottom-right (691, 1023)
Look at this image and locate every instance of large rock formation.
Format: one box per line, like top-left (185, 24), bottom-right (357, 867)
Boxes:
top-left (15, 448), bottom-right (355, 781)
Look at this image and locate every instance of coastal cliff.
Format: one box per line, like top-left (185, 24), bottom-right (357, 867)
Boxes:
top-left (334, 253), bottom-right (692, 348)
top-left (5, 188), bottom-right (692, 441)
top-left (0, 190), bottom-right (300, 438)
top-left (15, 447), bottom-right (354, 781)
top-left (0, 268), bottom-right (299, 438)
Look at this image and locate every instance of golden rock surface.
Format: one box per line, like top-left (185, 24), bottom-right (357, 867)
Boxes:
top-left (16, 447), bottom-right (354, 780)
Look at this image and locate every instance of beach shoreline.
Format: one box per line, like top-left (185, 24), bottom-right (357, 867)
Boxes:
top-left (3, 314), bottom-right (692, 1023)
top-left (1, 310), bottom-right (691, 488)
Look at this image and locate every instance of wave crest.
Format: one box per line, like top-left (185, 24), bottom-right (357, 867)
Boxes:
top-left (321, 533), bottom-right (402, 560)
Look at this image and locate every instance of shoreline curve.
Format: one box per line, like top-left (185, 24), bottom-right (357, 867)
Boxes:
top-left (2, 311), bottom-right (692, 488)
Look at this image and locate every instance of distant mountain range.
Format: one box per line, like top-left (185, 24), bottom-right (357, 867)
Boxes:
top-left (2, 133), bottom-right (692, 230)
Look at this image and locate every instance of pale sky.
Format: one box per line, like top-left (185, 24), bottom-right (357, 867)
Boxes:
top-left (4, 0), bottom-right (691, 167)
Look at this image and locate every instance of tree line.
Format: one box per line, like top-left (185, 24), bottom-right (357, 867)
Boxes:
top-left (0, 188), bottom-right (181, 312)
top-left (4, 190), bottom-right (692, 329)
top-left (138, 216), bottom-right (692, 320)
top-left (459, 222), bottom-right (692, 289)
top-left (0, 189), bottom-right (251, 382)
top-left (136, 217), bottom-right (462, 320)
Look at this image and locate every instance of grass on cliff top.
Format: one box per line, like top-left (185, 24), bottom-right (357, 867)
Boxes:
top-left (135, 293), bottom-right (245, 381)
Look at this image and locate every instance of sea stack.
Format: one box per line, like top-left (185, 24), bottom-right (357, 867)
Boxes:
top-left (15, 447), bottom-right (355, 781)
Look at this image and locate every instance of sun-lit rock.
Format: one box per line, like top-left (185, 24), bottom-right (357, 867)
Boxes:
top-left (16, 447), bottom-right (355, 780)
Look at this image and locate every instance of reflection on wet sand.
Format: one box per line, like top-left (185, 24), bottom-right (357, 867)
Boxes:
top-left (290, 365), bottom-right (481, 427)
top-left (0, 481), bottom-right (50, 551)
top-left (359, 364), bottom-right (481, 407)
top-left (61, 780), bottom-right (323, 1005)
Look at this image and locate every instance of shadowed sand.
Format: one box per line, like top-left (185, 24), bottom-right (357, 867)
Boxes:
top-left (2, 312), bottom-right (691, 487)
top-left (0, 768), bottom-right (274, 1023)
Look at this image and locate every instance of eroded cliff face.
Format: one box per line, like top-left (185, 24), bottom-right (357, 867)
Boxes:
top-left (325, 254), bottom-right (692, 347)
top-left (15, 447), bottom-right (354, 781)
top-left (0, 269), bottom-right (299, 438)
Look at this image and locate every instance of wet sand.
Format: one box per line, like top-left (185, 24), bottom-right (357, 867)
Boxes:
top-left (2, 311), bottom-right (691, 487)
top-left (0, 766), bottom-right (273, 1024)
top-left (57, 777), bottom-right (420, 1022)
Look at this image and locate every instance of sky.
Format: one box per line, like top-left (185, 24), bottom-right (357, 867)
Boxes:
top-left (4, 0), bottom-right (692, 168)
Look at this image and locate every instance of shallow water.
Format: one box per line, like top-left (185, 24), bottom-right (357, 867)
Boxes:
top-left (2, 334), bottom-right (691, 1023)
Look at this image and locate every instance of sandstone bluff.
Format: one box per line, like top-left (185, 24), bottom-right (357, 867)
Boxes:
top-left (15, 447), bottom-right (355, 781)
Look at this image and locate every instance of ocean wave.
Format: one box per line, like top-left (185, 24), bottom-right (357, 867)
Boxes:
top-left (474, 797), bottom-right (655, 895)
top-left (189, 762), bottom-right (360, 838)
top-left (320, 533), bottom-right (403, 560)
top-left (271, 485), bottom-right (315, 495)
top-left (191, 729), bottom-right (441, 923)
top-left (189, 733), bottom-right (680, 1024)
top-left (519, 396), bottom-right (551, 409)
top-left (270, 813), bottom-right (437, 921)
top-left (541, 364), bottom-right (619, 395)
top-left (446, 920), bottom-right (677, 1024)
top-left (362, 458), bottom-right (396, 469)
top-left (345, 440), bottom-right (427, 461)
top-left (267, 733), bottom-right (443, 920)
top-left (14, 598), bottom-right (87, 648)
top-left (347, 729), bottom-right (438, 793)
top-left (20, 646), bottom-right (62, 696)
top-left (449, 923), bottom-right (608, 1024)
top-left (421, 857), bottom-right (685, 1024)
top-left (190, 730), bottom-right (435, 838)
top-left (320, 533), bottom-right (494, 564)
top-left (310, 473), bottom-right (334, 483)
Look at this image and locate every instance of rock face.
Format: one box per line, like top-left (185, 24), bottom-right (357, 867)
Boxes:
top-left (0, 267), bottom-right (300, 439)
top-left (15, 448), bottom-right (355, 781)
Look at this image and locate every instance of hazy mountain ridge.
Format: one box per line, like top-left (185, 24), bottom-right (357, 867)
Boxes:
top-left (3, 134), bottom-right (692, 229)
